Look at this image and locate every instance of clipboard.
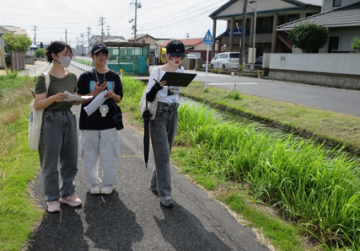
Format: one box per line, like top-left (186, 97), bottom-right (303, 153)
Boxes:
top-left (160, 72), bottom-right (197, 87)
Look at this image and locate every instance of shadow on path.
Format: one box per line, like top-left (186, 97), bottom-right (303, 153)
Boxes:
top-left (154, 203), bottom-right (233, 251)
top-left (27, 205), bottom-right (87, 251)
top-left (83, 191), bottom-right (143, 250)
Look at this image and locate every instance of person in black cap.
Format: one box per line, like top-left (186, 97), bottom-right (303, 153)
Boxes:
top-left (145, 40), bottom-right (186, 207)
top-left (77, 43), bottom-right (123, 195)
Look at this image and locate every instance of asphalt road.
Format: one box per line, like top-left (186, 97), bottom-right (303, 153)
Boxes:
top-left (193, 70), bottom-right (360, 118)
top-left (24, 63), bottom-right (270, 251)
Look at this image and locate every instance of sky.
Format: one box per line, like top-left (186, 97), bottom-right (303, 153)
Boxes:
top-left (0, 0), bottom-right (228, 48)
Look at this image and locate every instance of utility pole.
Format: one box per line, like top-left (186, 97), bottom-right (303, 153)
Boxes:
top-left (80, 33), bottom-right (84, 55)
top-left (87, 27), bottom-right (91, 54)
top-left (106, 25), bottom-right (111, 36)
top-left (65, 29), bottom-right (67, 44)
top-left (99, 17), bottom-right (105, 42)
top-left (32, 26), bottom-right (38, 45)
top-left (130, 0), bottom-right (141, 42)
top-left (238, 0), bottom-right (248, 76)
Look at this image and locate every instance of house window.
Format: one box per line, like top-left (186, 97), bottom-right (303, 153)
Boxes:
top-left (328, 37), bottom-right (339, 53)
top-left (333, 0), bottom-right (341, 7)
top-left (289, 15), bottom-right (297, 22)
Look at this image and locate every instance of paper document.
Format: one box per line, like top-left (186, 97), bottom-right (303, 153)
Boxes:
top-left (64, 91), bottom-right (93, 102)
top-left (84, 90), bottom-right (109, 116)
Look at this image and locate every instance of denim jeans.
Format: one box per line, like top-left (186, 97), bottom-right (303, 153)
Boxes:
top-left (38, 110), bottom-right (78, 202)
top-left (150, 102), bottom-right (179, 198)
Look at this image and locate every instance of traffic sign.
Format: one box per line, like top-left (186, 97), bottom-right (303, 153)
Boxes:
top-left (203, 30), bottom-right (214, 45)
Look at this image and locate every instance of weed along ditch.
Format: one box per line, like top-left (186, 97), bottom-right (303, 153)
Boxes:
top-left (173, 95), bottom-right (360, 250)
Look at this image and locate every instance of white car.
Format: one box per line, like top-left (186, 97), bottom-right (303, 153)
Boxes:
top-left (186, 54), bottom-right (198, 59)
top-left (210, 52), bottom-right (239, 69)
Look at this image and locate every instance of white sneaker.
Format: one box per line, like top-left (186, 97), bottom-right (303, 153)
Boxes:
top-left (90, 184), bottom-right (100, 194)
top-left (101, 185), bottom-right (114, 194)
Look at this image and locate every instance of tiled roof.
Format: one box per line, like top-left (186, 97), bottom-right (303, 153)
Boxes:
top-left (158, 38), bottom-right (204, 47)
top-left (277, 1), bottom-right (360, 30)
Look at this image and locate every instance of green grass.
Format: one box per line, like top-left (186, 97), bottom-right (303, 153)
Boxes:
top-left (218, 192), bottom-right (304, 251)
top-left (0, 74), bottom-right (43, 251)
top-left (172, 102), bottom-right (360, 250)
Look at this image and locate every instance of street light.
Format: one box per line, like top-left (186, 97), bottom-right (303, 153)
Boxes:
top-left (250, 0), bottom-right (257, 74)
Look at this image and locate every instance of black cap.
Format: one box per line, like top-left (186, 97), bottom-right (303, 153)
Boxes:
top-left (166, 40), bottom-right (186, 58)
top-left (91, 43), bottom-right (108, 54)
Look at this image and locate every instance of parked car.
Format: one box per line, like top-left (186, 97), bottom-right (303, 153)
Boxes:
top-left (210, 52), bottom-right (239, 69)
top-left (254, 56), bottom-right (263, 65)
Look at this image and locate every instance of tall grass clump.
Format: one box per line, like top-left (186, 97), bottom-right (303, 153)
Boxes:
top-left (121, 75), bottom-right (146, 118)
top-left (175, 102), bottom-right (360, 250)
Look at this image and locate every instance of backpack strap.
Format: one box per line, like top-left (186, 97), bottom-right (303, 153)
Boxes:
top-left (43, 72), bottom-right (50, 96)
top-left (157, 67), bottom-right (161, 82)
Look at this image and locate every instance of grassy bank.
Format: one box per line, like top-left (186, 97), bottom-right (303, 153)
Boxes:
top-left (0, 74), bottom-right (43, 251)
top-left (180, 82), bottom-right (360, 155)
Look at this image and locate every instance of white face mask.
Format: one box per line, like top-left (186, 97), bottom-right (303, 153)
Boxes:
top-left (57, 56), bottom-right (71, 68)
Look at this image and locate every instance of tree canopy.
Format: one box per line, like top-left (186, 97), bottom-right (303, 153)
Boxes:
top-left (288, 22), bottom-right (328, 53)
top-left (3, 32), bottom-right (32, 53)
top-left (351, 37), bottom-right (360, 51)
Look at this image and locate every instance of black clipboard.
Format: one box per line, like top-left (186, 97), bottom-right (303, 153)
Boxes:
top-left (160, 72), bottom-right (197, 87)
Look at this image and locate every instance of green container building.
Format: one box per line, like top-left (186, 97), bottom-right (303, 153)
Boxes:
top-left (104, 42), bottom-right (150, 76)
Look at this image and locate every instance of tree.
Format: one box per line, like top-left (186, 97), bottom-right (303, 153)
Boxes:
top-left (35, 48), bottom-right (46, 58)
top-left (288, 22), bottom-right (328, 53)
top-left (3, 32), bottom-right (32, 53)
top-left (40, 42), bottom-right (44, 49)
top-left (351, 37), bottom-right (360, 51)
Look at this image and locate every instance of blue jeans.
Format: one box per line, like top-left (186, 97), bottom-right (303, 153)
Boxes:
top-left (38, 110), bottom-right (78, 202)
top-left (150, 102), bottom-right (179, 198)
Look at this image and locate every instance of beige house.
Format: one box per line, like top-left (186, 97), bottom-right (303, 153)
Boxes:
top-left (209, 0), bottom-right (321, 62)
top-left (0, 25), bottom-right (28, 37)
top-left (127, 34), bottom-right (158, 49)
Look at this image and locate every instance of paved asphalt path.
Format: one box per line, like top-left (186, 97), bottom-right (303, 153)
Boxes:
top-left (24, 63), bottom-right (269, 251)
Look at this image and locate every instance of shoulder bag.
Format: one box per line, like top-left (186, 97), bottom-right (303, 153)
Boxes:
top-left (28, 72), bottom-right (50, 150)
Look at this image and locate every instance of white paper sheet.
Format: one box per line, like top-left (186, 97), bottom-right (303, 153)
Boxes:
top-left (64, 91), bottom-right (93, 102)
top-left (84, 90), bottom-right (109, 116)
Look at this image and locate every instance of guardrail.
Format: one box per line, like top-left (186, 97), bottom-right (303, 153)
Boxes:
top-left (71, 60), bottom-right (93, 71)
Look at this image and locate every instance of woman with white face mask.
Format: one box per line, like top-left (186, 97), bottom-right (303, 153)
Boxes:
top-left (33, 41), bottom-right (82, 213)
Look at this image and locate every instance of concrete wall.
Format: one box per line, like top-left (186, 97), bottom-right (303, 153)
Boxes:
top-left (267, 53), bottom-right (360, 90)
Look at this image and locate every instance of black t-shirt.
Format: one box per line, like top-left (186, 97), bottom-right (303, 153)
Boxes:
top-left (77, 69), bottom-right (123, 130)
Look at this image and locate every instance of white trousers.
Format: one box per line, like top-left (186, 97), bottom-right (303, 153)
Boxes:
top-left (80, 128), bottom-right (120, 186)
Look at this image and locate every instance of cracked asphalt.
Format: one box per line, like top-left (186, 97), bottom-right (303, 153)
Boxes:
top-left (24, 63), bottom-right (270, 251)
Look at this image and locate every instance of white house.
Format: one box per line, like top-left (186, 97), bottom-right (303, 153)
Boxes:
top-left (277, 0), bottom-right (360, 53)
